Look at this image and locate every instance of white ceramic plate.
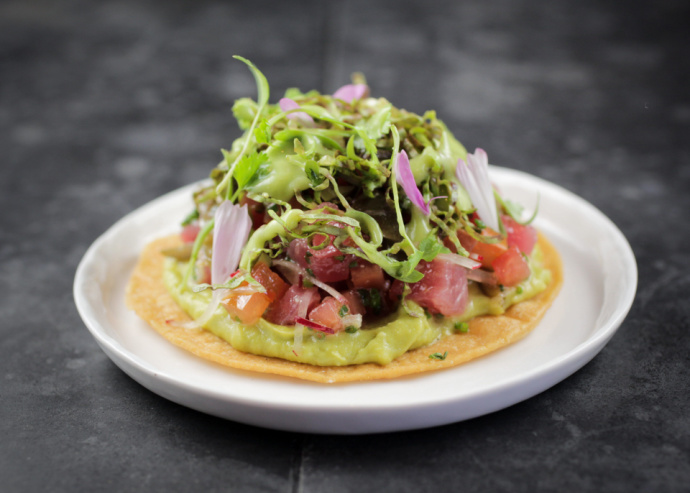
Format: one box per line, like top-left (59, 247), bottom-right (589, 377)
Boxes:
top-left (74, 167), bottom-right (637, 434)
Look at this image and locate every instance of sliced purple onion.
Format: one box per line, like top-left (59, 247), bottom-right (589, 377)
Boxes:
top-left (279, 97), bottom-right (314, 125)
top-left (332, 84), bottom-right (369, 102)
top-left (455, 148), bottom-right (499, 232)
top-left (295, 316), bottom-right (336, 334)
top-left (212, 202), bottom-right (252, 284)
top-left (396, 150), bottom-right (430, 215)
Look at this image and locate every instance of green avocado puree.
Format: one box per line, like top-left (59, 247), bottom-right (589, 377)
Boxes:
top-left (164, 247), bottom-right (551, 366)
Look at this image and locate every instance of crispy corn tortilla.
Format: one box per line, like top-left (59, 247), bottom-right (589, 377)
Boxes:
top-left (126, 234), bottom-right (562, 383)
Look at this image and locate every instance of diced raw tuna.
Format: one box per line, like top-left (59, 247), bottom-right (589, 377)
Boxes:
top-left (502, 215), bottom-right (537, 255)
top-left (287, 238), bottom-right (354, 283)
top-left (264, 284), bottom-right (320, 325)
top-left (407, 258), bottom-right (469, 316)
top-left (340, 289), bottom-right (366, 315)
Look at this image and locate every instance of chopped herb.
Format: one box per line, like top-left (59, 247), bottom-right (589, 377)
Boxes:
top-left (454, 321), bottom-right (469, 333)
top-left (349, 261), bottom-right (358, 268)
top-left (305, 268), bottom-right (314, 277)
top-left (302, 279), bottom-right (314, 288)
top-left (429, 351), bottom-right (448, 361)
top-left (499, 285), bottom-right (505, 292)
top-left (339, 305), bottom-right (349, 317)
top-left (516, 286), bottom-right (523, 294)
top-left (474, 218), bottom-right (486, 230)
top-left (424, 309), bottom-right (432, 319)
top-left (357, 288), bottom-right (382, 315)
top-left (345, 326), bottom-right (358, 333)
top-left (305, 251), bottom-right (313, 264)
top-left (334, 255), bottom-right (345, 261)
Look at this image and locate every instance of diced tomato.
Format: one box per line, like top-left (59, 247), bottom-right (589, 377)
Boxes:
top-left (239, 195), bottom-right (267, 230)
top-left (251, 262), bottom-right (289, 302)
top-left (471, 236), bottom-right (508, 269)
top-left (180, 224), bottom-right (200, 243)
top-left (264, 284), bottom-right (320, 325)
top-left (407, 258), bottom-right (468, 316)
top-left (221, 291), bottom-right (271, 325)
top-left (308, 297), bottom-right (347, 332)
top-left (492, 246), bottom-right (531, 287)
top-left (341, 289), bottom-right (366, 315)
top-left (287, 238), bottom-right (354, 283)
top-left (349, 260), bottom-right (385, 290)
top-left (502, 215), bottom-right (537, 255)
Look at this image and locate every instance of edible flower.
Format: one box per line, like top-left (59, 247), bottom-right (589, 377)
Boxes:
top-left (212, 202), bottom-right (252, 284)
top-left (455, 148), bottom-right (499, 232)
top-left (395, 150), bottom-right (430, 215)
top-left (332, 83), bottom-right (369, 102)
top-left (279, 97), bottom-right (314, 125)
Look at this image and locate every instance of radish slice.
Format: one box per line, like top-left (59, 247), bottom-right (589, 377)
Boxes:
top-left (395, 150), bottom-right (430, 215)
top-left (456, 148), bottom-right (499, 232)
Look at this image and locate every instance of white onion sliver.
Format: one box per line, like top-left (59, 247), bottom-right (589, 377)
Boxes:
top-left (466, 269), bottom-right (498, 285)
top-left (173, 289), bottom-right (227, 330)
top-left (437, 253), bottom-right (481, 270)
top-left (341, 313), bottom-right (363, 330)
top-left (272, 259), bottom-right (302, 284)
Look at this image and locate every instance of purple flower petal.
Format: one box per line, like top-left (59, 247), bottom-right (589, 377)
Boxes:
top-left (332, 84), bottom-right (369, 102)
top-left (279, 97), bottom-right (314, 125)
top-left (212, 201), bottom-right (252, 284)
top-left (396, 150), bottom-right (430, 215)
top-left (455, 148), bottom-right (499, 231)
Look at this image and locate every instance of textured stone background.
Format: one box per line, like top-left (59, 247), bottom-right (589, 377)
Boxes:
top-left (1, 0), bottom-right (688, 491)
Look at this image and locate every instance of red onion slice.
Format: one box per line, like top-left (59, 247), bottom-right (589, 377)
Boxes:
top-left (212, 202), bottom-right (252, 285)
top-left (279, 97), bottom-right (314, 125)
top-left (395, 150), bottom-right (430, 215)
top-left (332, 84), bottom-right (369, 102)
top-left (456, 148), bottom-right (499, 232)
top-left (295, 316), bottom-right (336, 334)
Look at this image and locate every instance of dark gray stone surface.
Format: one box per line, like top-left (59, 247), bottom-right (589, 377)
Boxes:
top-left (1, 0), bottom-right (688, 491)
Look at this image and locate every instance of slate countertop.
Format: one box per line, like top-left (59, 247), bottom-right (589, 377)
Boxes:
top-left (2, 0), bottom-right (688, 491)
